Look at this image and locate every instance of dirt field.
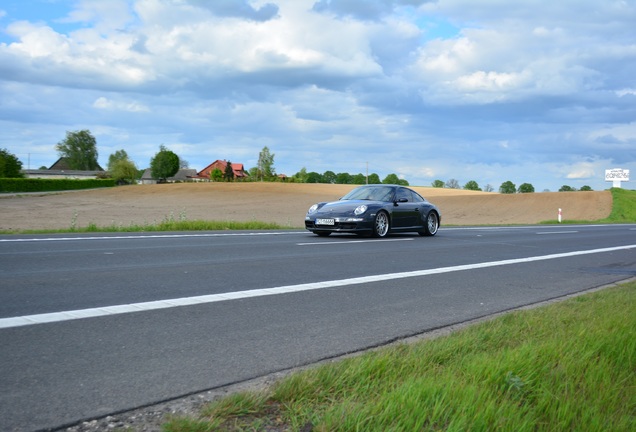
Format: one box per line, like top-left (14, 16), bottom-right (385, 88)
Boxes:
top-left (0, 182), bottom-right (612, 232)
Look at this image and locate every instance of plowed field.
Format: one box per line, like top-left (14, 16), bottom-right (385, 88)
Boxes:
top-left (0, 183), bottom-right (612, 231)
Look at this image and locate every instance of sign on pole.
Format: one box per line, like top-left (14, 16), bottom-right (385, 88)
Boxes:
top-left (605, 168), bottom-right (630, 188)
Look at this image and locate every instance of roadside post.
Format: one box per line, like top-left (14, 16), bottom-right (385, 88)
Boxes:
top-left (558, 208), bottom-right (562, 223)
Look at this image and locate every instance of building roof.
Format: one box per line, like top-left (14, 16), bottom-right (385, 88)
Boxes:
top-left (196, 160), bottom-right (248, 178)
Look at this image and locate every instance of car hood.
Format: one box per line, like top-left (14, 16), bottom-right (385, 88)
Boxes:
top-left (317, 199), bottom-right (381, 212)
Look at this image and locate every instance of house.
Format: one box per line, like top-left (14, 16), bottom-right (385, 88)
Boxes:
top-left (140, 168), bottom-right (198, 184)
top-left (21, 157), bottom-right (106, 180)
top-left (196, 160), bottom-right (249, 180)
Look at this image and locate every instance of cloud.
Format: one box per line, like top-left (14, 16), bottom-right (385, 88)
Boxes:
top-left (190, 0), bottom-right (279, 21)
top-left (312, 0), bottom-right (431, 20)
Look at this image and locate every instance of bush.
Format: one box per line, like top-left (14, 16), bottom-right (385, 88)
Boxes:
top-left (0, 178), bottom-right (116, 193)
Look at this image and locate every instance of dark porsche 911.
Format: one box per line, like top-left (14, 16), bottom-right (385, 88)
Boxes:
top-left (305, 184), bottom-right (441, 237)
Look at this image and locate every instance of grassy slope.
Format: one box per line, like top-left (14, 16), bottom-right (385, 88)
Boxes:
top-left (165, 282), bottom-right (635, 431)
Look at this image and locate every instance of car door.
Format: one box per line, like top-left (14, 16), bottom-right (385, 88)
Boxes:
top-left (392, 188), bottom-right (419, 228)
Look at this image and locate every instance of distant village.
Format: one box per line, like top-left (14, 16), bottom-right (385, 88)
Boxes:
top-left (22, 157), bottom-right (260, 184)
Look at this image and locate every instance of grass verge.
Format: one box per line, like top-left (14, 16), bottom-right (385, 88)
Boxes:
top-left (163, 282), bottom-right (635, 431)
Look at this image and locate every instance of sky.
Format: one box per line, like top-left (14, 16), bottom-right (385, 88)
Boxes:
top-left (1, 0), bottom-right (635, 192)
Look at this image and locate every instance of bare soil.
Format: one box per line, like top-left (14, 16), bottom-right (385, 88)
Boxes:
top-left (0, 183), bottom-right (612, 232)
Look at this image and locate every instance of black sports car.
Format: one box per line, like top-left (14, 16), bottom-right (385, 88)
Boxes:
top-left (305, 184), bottom-right (441, 237)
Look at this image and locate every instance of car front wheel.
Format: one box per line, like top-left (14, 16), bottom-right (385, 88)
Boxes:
top-left (419, 211), bottom-right (439, 236)
top-left (372, 211), bottom-right (390, 237)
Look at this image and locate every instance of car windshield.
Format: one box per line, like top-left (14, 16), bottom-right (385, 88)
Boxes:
top-left (342, 186), bottom-right (395, 202)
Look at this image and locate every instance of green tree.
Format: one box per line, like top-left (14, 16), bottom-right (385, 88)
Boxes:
top-left (322, 170), bottom-right (336, 184)
top-left (336, 172), bottom-right (352, 184)
top-left (499, 180), bottom-right (517, 194)
top-left (293, 167), bottom-right (309, 183)
top-left (150, 145), bottom-right (180, 182)
top-left (518, 183), bottom-right (535, 193)
top-left (559, 185), bottom-right (576, 192)
top-left (110, 159), bottom-right (138, 184)
top-left (463, 180), bottom-right (481, 191)
top-left (0, 148), bottom-right (24, 178)
top-left (382, 174), bottom-right (408, 185)
top-left (107, 149), bottom-right (130, 171)
top-left (351, 173), bottom-right (366, 184)
top-left (367, 173), bottom-right (381, 184)
top-left (432, 179), bottom-right (445, 188)
top-left (257, 146), bottom-right (275, 180)
top-left (223, 161), bottom-right (234, 182)
top-left (210, 168), bottom-right (223, 182)
top-left (580, 185), bottom-right (593, 191)
top-left (484, 184), bottom-right (494, 192)
top-left (55, 130), bottom-right (100, 170)
top-left (306, 172), bottom-right (323, 183)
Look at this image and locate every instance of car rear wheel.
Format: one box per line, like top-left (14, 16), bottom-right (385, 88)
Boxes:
top-left (372, 211), bottom-right (390, 237)
top-left (420, 211), bottom-right (439, 236)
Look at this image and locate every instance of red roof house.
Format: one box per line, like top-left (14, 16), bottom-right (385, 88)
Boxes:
top-left (196, 160), bottom-right (248, 180)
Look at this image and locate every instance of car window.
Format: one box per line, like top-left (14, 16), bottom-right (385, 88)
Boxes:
top-left (397, 188), bottom-right (411, 202)
top-left (411, 191), bottom-right (424, 202)
top-left (343, 186), bottom-right (395, 202)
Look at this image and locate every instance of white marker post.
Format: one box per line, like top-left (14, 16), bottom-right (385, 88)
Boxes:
top-left (605, 168), bottom-right (630, 188)
top-left (558, 208), bottom-right (562, 223)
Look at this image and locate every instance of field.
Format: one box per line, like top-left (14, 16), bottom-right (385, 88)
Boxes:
top-left (0, 183), bottom-right (613, 232)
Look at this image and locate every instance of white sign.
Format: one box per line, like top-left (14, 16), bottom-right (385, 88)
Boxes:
top-left (605, 168), bottom-right (630, 181)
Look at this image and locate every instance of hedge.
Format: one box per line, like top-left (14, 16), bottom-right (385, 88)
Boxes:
top-left (0, 178), bottom-right (116, 193)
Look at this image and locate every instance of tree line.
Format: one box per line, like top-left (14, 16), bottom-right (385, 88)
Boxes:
top-left (0, 130), bottom-right (593, 192)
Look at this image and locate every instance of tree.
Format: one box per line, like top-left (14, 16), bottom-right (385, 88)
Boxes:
top-left (382, 174), bottom-right (408, 185)
top-left (351, 173), bottom-right (366, 184)
top-left (445, 179), bottom-right (460, 189)
top-left (223, 161), bottom-right (234, 182)
top-left (55, 130), bottom-right (100, 170)
top-left (293, 167), bottom-right (309, 183)
top-left (499, 180), bottom-right (516, 194)
top-left (518, 183), bottom-right (535, 193)
top-left (484, 184), bottom-right (494, 192)
top-left (336, 172), bottom-right (352, 184)
top-left (322, 170), bottom-right (336, 184)
top-left (0, 148), bottom-right (24, 178)
top-left (559, 185), bottom-right (576, 192)
top-left (306, 171), bottom-right (323, 183)
top-left (432, 179), bottom-right (445, 188)
top-left (257, 146), bottom-right (275, 180)
top-left (110, 159), bottom-right (138, 185)
top-left (463, 180), bottom-right (481, 191)
top-left (107, 149), bottom-right (130, 172)
top-left (367, 173), bottom-right (381, 184)
top-left (580, 185), bottom-right (593, 191)
top-left (150, 145), bottom-right (180, 182)
top-left (210, 168), bottom-right (223, 182)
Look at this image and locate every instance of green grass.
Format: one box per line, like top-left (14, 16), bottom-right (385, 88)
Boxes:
top-left (163, 282), bottom-right (635, 431)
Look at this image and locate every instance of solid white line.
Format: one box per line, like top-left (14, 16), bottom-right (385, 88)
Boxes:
top-left (536, 231), bottom-right (579, 235)
top-left (1, 244), bottom-right (634, 329)
top-left (0, 232), bottom-right (307, 243)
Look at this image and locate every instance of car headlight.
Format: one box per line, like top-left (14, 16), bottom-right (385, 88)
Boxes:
top-left (308, 204), bottom-right (319, 214)
top-left (354, 205), bottom-right (368, 216)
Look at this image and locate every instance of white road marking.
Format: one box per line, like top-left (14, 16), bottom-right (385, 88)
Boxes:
top-left (0, 232), bottom-right (307, 243)
top-left (1, 243), bottom-right (634, 329)
top-left (536, 231), bottom-right (579, 235)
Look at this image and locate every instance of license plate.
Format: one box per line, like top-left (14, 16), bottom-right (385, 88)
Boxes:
top-left (316, 218), bottom-right (335, 226)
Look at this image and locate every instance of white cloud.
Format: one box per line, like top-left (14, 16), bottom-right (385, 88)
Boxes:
top-left (93, 97), bottom-right (149, 112)
top-left (0, 0), bottom-right (634, 192)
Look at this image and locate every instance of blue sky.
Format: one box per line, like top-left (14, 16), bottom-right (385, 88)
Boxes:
top-left (1, 0), bottom-right (635, 191)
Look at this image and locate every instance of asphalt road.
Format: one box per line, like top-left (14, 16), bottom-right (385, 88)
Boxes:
top-left (1, 225), bottom-right (635, 431)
